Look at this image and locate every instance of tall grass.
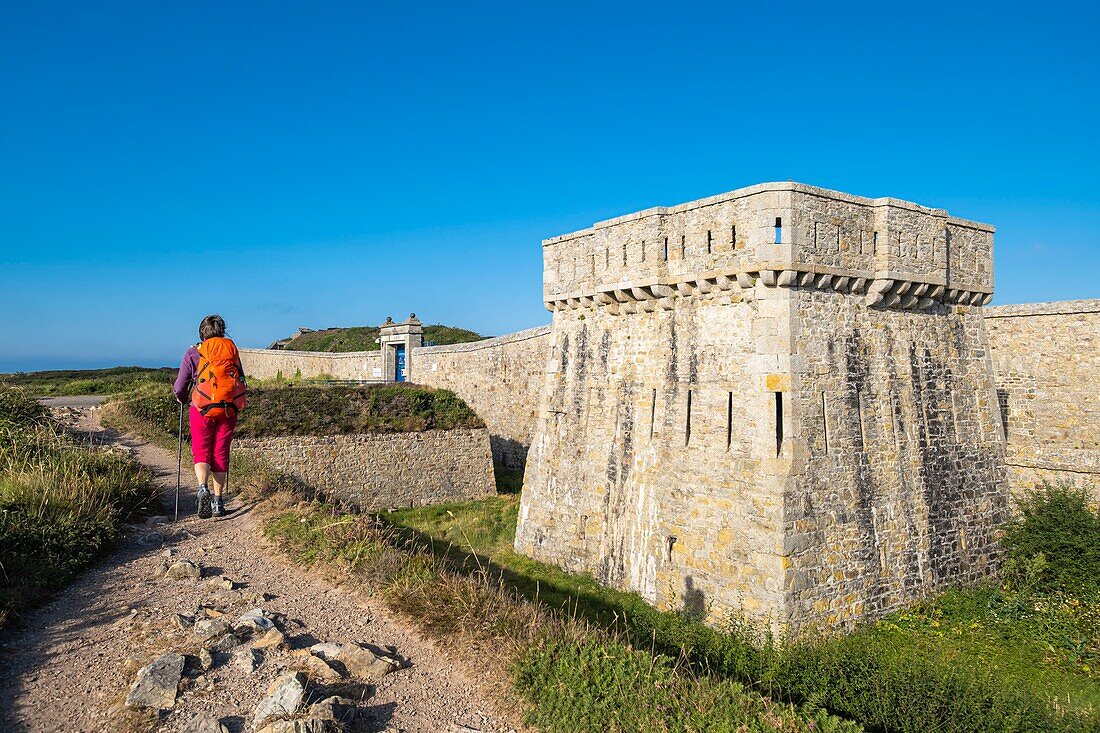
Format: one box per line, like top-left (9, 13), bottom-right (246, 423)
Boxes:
top-left (0, 388), bottom-right (157, 624)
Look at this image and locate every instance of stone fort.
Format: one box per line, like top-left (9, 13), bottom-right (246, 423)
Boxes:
top-left (241, 181), bottom-right (1099, 628)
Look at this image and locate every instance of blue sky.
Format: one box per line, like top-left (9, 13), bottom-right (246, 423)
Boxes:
top-left (1, 1), bottom-right (1098, 371)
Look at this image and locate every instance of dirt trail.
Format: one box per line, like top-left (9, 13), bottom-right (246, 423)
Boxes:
top-left (0, 399), bottom-right (516, 733)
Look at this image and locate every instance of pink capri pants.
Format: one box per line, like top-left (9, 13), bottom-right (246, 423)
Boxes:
top-left (189, 405), bottom-right (237, 472)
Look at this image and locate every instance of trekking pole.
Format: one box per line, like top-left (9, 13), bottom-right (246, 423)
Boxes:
top-left (175, 401), bottom-right (184, 522)
top-left (224, 440), bottom-right (231, 504)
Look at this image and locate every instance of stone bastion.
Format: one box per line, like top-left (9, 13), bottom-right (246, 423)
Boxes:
top-left (516, 182), bottom-right (1005, 629)
top-left (239, 181), bottom-right (1099, 629)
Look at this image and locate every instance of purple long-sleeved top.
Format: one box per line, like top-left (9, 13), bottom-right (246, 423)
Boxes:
top-left (173, 345), bottom-right (200, 403)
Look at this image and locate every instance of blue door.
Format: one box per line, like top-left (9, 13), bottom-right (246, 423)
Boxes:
top-left (394, 344), bottom-right (406, 382)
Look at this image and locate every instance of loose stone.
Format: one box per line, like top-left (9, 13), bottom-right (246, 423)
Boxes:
top-left (124, 652), bottom-right (185, 710)
top-left (252, 672), bottom-right (307, 729)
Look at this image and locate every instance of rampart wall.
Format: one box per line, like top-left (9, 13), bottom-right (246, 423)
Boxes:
top-left (235, 428), bottom-right (494, 511)
top-left (407, 326), bottom-right (552, 469)
top-left (985, 300), bottom-right (1100, 500)
top-left (239, 326), bottom-right (553, 468)
top-left (239, 348), bottom-right (383, 381)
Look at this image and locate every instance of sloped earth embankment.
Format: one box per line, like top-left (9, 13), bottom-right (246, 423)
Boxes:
top-left (0, 398), bottom-right (515, 733)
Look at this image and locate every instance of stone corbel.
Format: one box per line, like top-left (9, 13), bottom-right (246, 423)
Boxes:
top-left (714, 275), bottom-right (737, 291)
top-left (650, 284), bottom-right (675, 299)
top-left (614, 289), bottom-right (636, 303)
top-left (864, 278), bottom-right (894, 307)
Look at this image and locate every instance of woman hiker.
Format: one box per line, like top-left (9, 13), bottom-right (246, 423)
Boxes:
top-left (173, 314), bottom-right (249, 518)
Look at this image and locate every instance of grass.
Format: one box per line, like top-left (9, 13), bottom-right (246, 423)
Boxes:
top-left (264, 507), bottom-right (855, 733)
top-left (0, 388), bottom-right (158, 626)
top-left (104, 382), bottom-right (1100, 731)
top-left (373, 488), bottom-right (1100, 732)
top-left (0, 366), bottom-right (175, 397)
top-left (283, 324), bottom-right (485, 352)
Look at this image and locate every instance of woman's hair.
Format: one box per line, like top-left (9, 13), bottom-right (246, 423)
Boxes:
top-left (199, 314), bottom-right (226, 341)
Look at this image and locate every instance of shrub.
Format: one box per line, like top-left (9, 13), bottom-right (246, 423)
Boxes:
top-left (766, 627), bottom-right (1084, 733)
top-left (1002, 482), bottom-right (1100, 594)
top-left (0, 388), bottom-right (156, 623)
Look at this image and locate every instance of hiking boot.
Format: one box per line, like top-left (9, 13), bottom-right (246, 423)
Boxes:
top-left (197, 485), bottom-right (212, 519)
top-left (211, 496), bottom-right (224, 517)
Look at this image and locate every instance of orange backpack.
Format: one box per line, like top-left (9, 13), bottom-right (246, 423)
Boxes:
top-left (190, 337), bottom-right (248, 418)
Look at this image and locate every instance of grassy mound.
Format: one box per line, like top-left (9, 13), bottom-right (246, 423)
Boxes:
top-left (0, 388), bottom-right (157, 625)
top-left (236, 385), bottom-right (483, 437)
top-left (283, 324), bottom-right (485, 352)
top-left (107, 384), bottom-right (483, 440)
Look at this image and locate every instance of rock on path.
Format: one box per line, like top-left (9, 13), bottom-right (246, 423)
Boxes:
top-left (0, 401), bottom-right (517, 732)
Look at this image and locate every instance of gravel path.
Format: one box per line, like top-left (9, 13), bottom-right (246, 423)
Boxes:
top-left (0, 400), bottom-right (517, 733)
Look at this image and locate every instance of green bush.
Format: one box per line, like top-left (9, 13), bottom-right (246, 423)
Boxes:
top-left (1002, 482), bottom-right (1100, 594)
top-left (766, 627), bottom-right (1084, 733)
top-left (0, 387), bottom-right (48, 426)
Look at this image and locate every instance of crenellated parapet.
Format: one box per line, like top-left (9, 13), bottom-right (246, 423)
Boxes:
top-left (542, 182), bottom-right (994, 314)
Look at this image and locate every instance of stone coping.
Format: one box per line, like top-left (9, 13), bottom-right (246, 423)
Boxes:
top-left (413, 325), bottom-right (552, 354)
top-left (544, 181), bottom-right (995, 245)
top-left (239, 347), bottom-right (382, 360)
top-left (983, 299), bottom-right (1100, 319)
top-left (242, 325), bottom-right (551, 358)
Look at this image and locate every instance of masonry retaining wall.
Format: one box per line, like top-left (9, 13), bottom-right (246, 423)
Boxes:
top-left (984, 300), bottom-right (1100, 500)
top-left (238, 326), bottom-right (553, 469)
top-left (239, 348), bottom-right (384, 381)
top-left (408, 326), bottom-right (552, 469)
top-left (235, 428), bottom-right (495, 511)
